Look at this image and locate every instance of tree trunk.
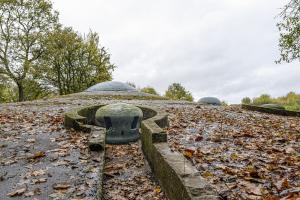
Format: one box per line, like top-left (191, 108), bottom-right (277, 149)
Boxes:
top-left (57, 67), bottom-right (63, 95)
top-left (17, 82), bottom-right (25, 102)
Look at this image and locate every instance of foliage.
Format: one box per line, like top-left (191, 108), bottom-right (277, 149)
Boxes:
top-left (284, 104), bottom-right (300, 111)
top-left (140, 87), bottom-right (159, 95)
top-left (252, 94), bottom-right (273, 105)
top-left (164, 83), bottom-right (193, 102)
top-left (243, 91), bottom-right (300, 111)
top-left (241, 97), bottom-right (252, 104)
top-left (22, 78), bottom-right (55, 101)
top-left (0, 73), bottom-right (55, 103)
top-left (0, 75), bottom-right (16, 102)
top-left (276, 91), bottom-right (300, 111)
top-left (0, 0), bottom-right (115, 102)
top-left (0, 0), bottom-right (58, 101)
top-left (39, 27), bottom-right (115, 95)
top-left (221, 101), bottom-right (228, 106)
top-left (277, 0), bottom-right (300, 63)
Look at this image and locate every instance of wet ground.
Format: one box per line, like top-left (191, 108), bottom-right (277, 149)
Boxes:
top-left (2, 94), bottom-right (299, 200)
top-left (0, 95), bottom-right (175, 200)
top-left (166, 105), bottom-right (300, 200)
top-left (0, 103), bottom-right (101, 200)
top-left (103, 143), bottom-right (165, 200)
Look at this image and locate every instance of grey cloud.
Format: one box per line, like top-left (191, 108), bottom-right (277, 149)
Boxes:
top-left (52, 0), bottom-right (299, 103)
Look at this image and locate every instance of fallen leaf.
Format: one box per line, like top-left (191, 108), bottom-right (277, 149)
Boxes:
top-left (241, 181), bottom-right (263, 196)
top-left (285, 147), bottom-right (296, 154)
top-left (26, 138), bottom-right (35, 143)
top-left (28, 151), bottom-right (46, 160)
top-left (202, 171), bottom-right (214, 178)
top-left (223, 167), bottom-right (238, 175)
top-left (53, 182), bottom-right (71, 190)
top-left (195, 135), bottom-right (203, 142)
top-left (24, 191), bottom-right (34, 197)
top-left (183, 151), bottom-right (192, 159)
top-left (249, 169), bottom-right (261, 179)
top-left (32, 178), bottom-right (47, 184)
top-left (280, 178), bottom-right (290, 190)
top-left (183, 148), bottom-right (195, 159)
top-left (7, 187), bottom-right (27, 197)
top-left (230, 153), bottom-right (239, 160)
top-left (154, 187), bottom-right (161, 193)
top-left (31, 169), bottom-right (46, 177)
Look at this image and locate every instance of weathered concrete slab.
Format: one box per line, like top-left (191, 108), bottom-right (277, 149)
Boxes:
top-left (140, 106), bottom-right (219, 200)
top-left (88, 127), bottom-right (106, 152)
top-left (242, 104), bottom-right (300, 116)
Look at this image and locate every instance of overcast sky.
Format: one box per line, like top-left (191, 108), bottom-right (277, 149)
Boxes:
top-left (52, 0), bottom-right (299, 103)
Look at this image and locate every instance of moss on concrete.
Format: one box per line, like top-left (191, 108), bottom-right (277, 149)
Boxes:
top-left (63, 93), bottom-right (169, 101)
top-left (140, 107), bottom-right (219, 200)
top-left (64, 105), bottom-right (105, 132)
top-left (89, 127), bottom-right (106, 152)
top-left (260, 104), bottom-right (285, 110)
top-left (242, 104), bottom-right (300, 117)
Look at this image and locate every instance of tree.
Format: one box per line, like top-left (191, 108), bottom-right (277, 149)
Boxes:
top-left (164, 83), bottom-right (193, 101)
top-left (221, 101), bottom-right (228, 106)
top-left (127, 82), bottom-right (137, 88)
top-left (22, 78), bottom-right (54, 101)
top-left (277, 0), bottom-right (300, 63)
top-left (141, 86), bottom-right (159, 95)
top-left (0, 0), bottom-right (58, 101)
top-left (0, 74), bottom-right (16, 102)
top-left (39, 27), bottom-right (115, 95)
top-left (250, 92), bottom-right (300, 111)
top-left (241, 97), bottom-right (251, 104)
top-left (252, 94), bottom-right (273, 105)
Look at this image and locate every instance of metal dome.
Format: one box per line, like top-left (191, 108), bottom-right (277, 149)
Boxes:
top-left (198, 97), bottom-right (221, 106)
top-left (85, 81), bottom-right (137, 92)
top-left (95, 103), bottom-right (143, 144)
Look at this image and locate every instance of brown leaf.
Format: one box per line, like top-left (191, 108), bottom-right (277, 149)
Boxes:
top-left (202, 171), bottom-right (214, 178)
top-left (28, 151), bottom-right (46, 160)
top-left (183, 149), bottom-right (194, 159)
top-left (285, 147), bottom-right (296, 154)
top-left (53, 182), bottom-right (71, 190)
top-left (24, 191), bottom-right (34, 197)
top-left (261, 194), bottom-right (280, 200)
top-left (223, 167), bottom-right (238, 175)
top-left (32, 178), bottom-right (47, 184)
top-left (104, 163), bottom-right (124, 172)
top-left (154, 187), bottom-right (161, 193)
top-left (7, 187), bottom-right (27, 197)
top-left (230, 153), bottom-right (239, 160)
top-left (26, 138), bottom-right (35, 143)
top-left (281, 178), bottom-right (290, 190)
top-left (241, 180), bottom-right (263, 196)
top-left (195, 135), bottom-right (203, 142)
top-left (248, 169), bottom-right (261, 179)
top-left (31, 169), bottom-right (46, 177)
